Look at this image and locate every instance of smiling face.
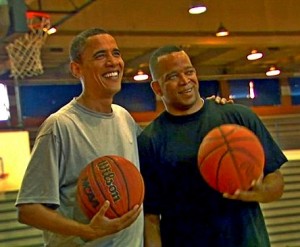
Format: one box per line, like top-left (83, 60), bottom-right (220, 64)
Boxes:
top-left (71, 33), bottom-right (124, 99)
top-left (151, 50), bottom-right (203, 115)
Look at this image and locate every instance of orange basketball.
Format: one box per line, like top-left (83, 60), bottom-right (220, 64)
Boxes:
top-left (77, 155), bottom-right (144, 219)
top-left (198, 124), bottom-right (265, 194)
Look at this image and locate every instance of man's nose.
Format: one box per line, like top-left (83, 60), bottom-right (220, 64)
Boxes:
top-left (179, 73), bottom-right (190, 84)
top-left (106, 54), bottom-right (118, 66)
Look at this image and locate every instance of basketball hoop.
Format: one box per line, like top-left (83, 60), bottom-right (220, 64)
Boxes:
top-left (5, 11), bottom-right (51, 79)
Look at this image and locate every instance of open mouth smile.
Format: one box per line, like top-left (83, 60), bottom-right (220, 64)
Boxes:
top-left (103, 71), bottom-right (119, 78)
top-left (179, 88), bottom-right (193, 94)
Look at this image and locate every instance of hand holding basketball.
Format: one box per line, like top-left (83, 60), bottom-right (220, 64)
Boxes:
top-left (85, 200), bottom-right (142, 240)
top-left (198, 124), bottom-right (265, 194)
top-left (223, 172), bottom-right (264, 201)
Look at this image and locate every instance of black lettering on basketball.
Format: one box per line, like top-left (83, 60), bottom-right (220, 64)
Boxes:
top-left (82, 177), bottom-right (99, 208)
top-left (98, 160), bottom-right (121, 202)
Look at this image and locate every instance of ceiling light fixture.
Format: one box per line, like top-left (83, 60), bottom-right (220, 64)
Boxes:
top-left (216, 23), bottom-right (229, 37)
top-left (188, 3), bottom-right (207, 14)
top-left (247, 50), bottom-right (263, 61)
top-left (133, 70), bottom-right (149, 81)
top-left (266, 66), bottom-right (281, 76)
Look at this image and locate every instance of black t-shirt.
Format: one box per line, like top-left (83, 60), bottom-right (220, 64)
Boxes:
top-left (138, 99), bottom-right (287, 247)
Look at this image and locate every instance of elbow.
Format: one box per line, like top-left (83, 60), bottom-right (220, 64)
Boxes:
top-left (273, 170), bottom-right (285, 200)
top-left (263, 185), bottom-right (284, 203)
top-left (261, 170), bottom-right (285, 203)
top-left (16, 204), bottom-right (33, 225)
top-left (275, 183), bottom-right (284, 201)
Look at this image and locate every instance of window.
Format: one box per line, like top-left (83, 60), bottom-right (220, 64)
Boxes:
top-left (20, 84), bottom-right (82, 117)
top-left (229, 79), bottom-right (281, 106)
top-left (288, 78), bottom-right (300, 105)
top-left (0, 83), bottom-right (10, 121)
top-left (19, 82), bottom-right (156, 117)
top-left (114, 82), bottom-right (156, 112)
top-left (199, 80), bottom-right (220, 98)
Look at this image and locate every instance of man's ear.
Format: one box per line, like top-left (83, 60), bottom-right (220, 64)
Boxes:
top-left (151, 80), bottom-right (163, 96)
top-left (70, 61), bottom-right (81, 79)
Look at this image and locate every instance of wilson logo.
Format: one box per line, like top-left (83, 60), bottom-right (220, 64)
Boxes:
top-left (97, 160), bottom-right (121, 202)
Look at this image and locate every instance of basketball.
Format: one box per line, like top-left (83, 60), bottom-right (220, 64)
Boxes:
top-left (197, 124), bottom-right (265, 194)
top-left (77, 155), bottom-right (145, 219)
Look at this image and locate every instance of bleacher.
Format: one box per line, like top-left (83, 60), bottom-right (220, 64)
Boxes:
top-left (0, 191), bottom-right (43, 247)
top-left (260, 114), bottom-right (300, 150)
top-left (261, 159), bottom-right (300, 246)
top-left (259, 114), bottom-right (300, 246)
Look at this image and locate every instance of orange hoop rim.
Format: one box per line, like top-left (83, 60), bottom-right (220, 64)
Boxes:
top-left (26, 11), bottom-right (50, 19)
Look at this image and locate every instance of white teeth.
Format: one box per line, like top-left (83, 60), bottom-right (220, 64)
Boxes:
top-left (104, 71), bottom-right (118, 78)
top-left (181, 88), bottom-right (192, 94)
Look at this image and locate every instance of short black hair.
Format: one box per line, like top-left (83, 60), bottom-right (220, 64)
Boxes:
top-left (149, 45), bottom-right (183, 80)
top-left (69, 28), bottom-right (109, 62)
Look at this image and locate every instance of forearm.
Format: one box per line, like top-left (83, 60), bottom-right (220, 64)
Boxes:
top-left (17, 203), bottom-right (96, 240)
top-left (144, 214), bottom-right (162, 247)
top-left (260, 169), bottom-right (284, 203)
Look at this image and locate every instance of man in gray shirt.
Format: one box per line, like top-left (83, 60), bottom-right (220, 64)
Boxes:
top-left (16, 28), bottom-right (143, 247)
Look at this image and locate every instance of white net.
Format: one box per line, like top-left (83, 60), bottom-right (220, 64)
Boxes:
top-left (6, 14), bottom-right (51, 79)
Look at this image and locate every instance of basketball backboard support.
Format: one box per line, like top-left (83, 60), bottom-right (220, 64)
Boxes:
top-left (0, 2), bottom-right (9, 39)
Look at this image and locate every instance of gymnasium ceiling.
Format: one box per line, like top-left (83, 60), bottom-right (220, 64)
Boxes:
top-left (1, 0), bottom-right (300, 83)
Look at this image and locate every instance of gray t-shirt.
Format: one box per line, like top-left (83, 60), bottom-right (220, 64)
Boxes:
top-left (16, 98), bottom-right (143, 247)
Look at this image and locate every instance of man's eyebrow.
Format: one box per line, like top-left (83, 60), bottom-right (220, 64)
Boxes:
top-left (185, 65), bottom-right (195, 70)
top-left (166, 66), bottom-right (195, 76)
top-left (113, 48), bottom-right (121, 53)
top-left (92, 48), bottom-right (121, 58)
top-left (165, 70), bottom-right (177, 77)
top-left (93, 50), bottom-right (105, 58)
